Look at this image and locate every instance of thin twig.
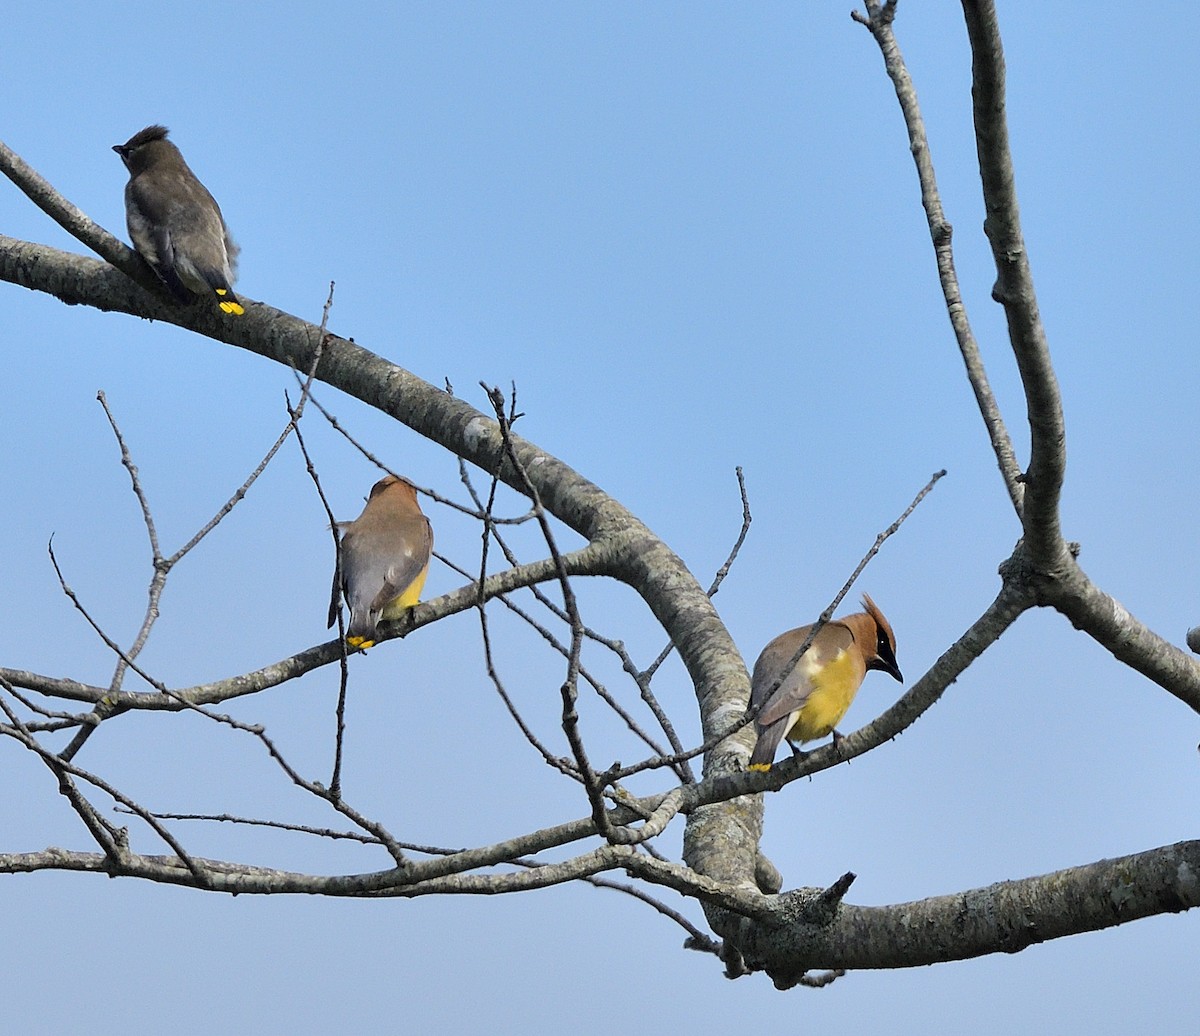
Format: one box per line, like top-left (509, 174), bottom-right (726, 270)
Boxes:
top-left (744, 470), bottom-right (946, 729)
top-left (0, 679), bottom-right (89, 725)
top-left (438, 552), bottom-right (676, 768)
top-left (285, 283), bottom-right (353, 798)
top-left (113, 809), bottom-right (384, 845)
top-left (302, 385), bottom-right (532, 524)
top-left (625, 466), bottom-right (755, 781)
top-left (854, 2), bottom-right (1024, 516)
top-left (126, 804), bottom-right (712, 946)
top-left (59, 329), bottom-right (332, 762)
top-left (0, 693), bottom-right (208, 883)
top-left (454, 435), bottom-right (692, 781)
top-left (643, 466), bottom-right (753, 683)
top-left (472, 434), bottom-right (582, 780)
top-left (485, 383), bottom-right (611, 834)
top-left (288, 404), bottom-right (353, 797)
top-left (239, 719), bottom-right (410, 867)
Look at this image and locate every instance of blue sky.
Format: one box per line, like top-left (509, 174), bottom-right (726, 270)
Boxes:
top-left (3, 3), bottom-right (1198, 1032)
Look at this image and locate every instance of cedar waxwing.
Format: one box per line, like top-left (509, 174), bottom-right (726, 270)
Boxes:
top-left (112, 125), bottom-right (245, 316)
top-left (748, 594), bottom-right (902, 771)
top-left (327, 475), bottom-right (433, 650)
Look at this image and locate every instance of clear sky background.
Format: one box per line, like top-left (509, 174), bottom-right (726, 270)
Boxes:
top-left (3, 3), bottom-right (1198, 1033)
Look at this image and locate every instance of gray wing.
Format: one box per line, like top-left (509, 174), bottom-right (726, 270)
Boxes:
top-left (326, 522), bottom-right (352, 629)
top-left (753, 621), bottom-right (853, 728)
top-left (126, 180), bottom-right (190, 300)
top-left (128, 171), bottom-right (235, 294)
top-left (338, 527), bottom-right (390, 637)
top-left (365, 514), bottom-right (432, 613)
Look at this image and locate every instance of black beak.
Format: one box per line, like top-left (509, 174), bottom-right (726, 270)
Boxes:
top-left (871, 646), bottom-right (903, 683)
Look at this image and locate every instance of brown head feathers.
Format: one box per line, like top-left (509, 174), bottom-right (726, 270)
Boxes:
top-left (124, 125), bottom-right (170, 148)
top-left (850, 593), bottom-right (902, 682)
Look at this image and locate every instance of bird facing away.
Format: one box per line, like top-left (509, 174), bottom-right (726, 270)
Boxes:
top-left (113, 125), bottom-right (245, 315)
top-left (328, 475), bottom-right (433, 650)
top-left (748, 594), bottom-right (902, 771)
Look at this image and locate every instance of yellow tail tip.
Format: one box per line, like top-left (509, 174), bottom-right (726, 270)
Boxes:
top-left (748, 762), bottom-right (772, 773)
top-left (345, 636), bottom-right (375, 650)
top-left (215, 289), bottom-right (245, 315)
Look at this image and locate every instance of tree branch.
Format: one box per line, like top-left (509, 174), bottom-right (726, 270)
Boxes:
top-left (960, 0), bottom-right (1067, 569)
top-left (855, 3), bottom-right (1024, 516)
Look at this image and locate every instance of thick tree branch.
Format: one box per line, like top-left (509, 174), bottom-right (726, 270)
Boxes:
top-left (0, 227), bottom-right (744, 734)
top-left (960, 0), bottom-right (1067, 570)
top-left (1026, 555), bottom-right (1200, 713)
top-left (5, 832), bottom-right (1195, 988)
top-left (5, 6), bottom-right (1197, 987)
top-left (0, 139), bottom-right (143, 283)
top-left (737, 839), bottom-right (1200, 987)
top-left (0, 543), bottom-right (613, 713)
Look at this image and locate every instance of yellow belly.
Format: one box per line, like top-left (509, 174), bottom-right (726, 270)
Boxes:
top-left (346, 565), bottom-right (431, 650)
top-left (381, 563), bottom-right (430, 618)
top-left (785, 650), bottom-right (861, 743)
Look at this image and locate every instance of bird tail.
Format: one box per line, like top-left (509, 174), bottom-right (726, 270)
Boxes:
top-left (195, 263), bottom-right (244, 315)
top-left (344, 609), bottom-right (379, 650)
top-left (214, 287), bottom-right (244, 315)
top-left (748, 718), bottom-right (788, 771)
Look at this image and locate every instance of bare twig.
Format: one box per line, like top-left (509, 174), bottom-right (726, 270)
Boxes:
top-left (439, 551), bottom-right (677, 771)
top-left (116, 804), bottom-right (714, 947)
top-left (476, 559), bottom-right (583, 780)
top-left (241, 719), bottom-right (409, 867)
top-left (288, 405), bottom-right (354, 797)
top-left (0, 694), bottom-right (208, 883)
top-left (302, 385), bottom-right (532, 524)
top-left (854, 2), bottom-right (1024, 517)
top-left (450, 418), bottom-right (701, 782)
top-left (284, 284), bottom-right (354, 797)
top-left (58, 327), bottom-right (332, 762)
top-left (626, 465), bottom-right (755, 782)
top-left (472, 411), bottom-right (583, 780)
top-left (113, 809), bottom-right (384, 845)
top-left (485, 384), bottom-right (611, 835)
top-left (643, 466), bottom-right (753, 682)
top-left (744, 470), bottom-right (946, 733)
top-left (0, 679), bottom-right (89, 726)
